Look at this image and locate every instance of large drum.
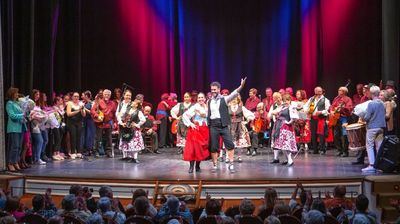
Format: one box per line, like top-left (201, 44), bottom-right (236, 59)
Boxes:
top-left (346, 123), bottom-right (366, 151)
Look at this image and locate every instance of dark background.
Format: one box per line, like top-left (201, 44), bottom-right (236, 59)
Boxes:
top-left (1, 0), bottom-right (397, 106)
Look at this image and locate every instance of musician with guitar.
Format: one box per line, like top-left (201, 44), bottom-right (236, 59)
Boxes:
top-left (91, 89), bottom-right (117, 158)
top-left (329, 87), bottom-right (353, 157)
top-left (304, 86), bottom-right (331, 155)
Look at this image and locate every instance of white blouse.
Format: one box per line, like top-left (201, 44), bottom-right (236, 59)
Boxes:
top-left (182, 103), bottom-right (208, 127)
top-left (170, 102), bottom-right (192, 119)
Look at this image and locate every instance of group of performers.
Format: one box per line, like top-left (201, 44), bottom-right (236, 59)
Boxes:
top-left (4, 77), bottom-right (397, 174)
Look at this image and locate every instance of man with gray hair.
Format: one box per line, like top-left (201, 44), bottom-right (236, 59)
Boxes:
top-left (90, 89), bottom-right (117, 158)
top-left (330, 86), bottom-right (353, 157)
top-left (359, 85), bottom-right (386, 173)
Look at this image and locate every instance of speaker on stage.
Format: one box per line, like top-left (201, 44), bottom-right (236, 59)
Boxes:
top-left (375, 135), bottom-right (400, 173)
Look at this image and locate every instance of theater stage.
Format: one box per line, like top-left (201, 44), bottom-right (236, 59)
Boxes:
top-left (6, 147), bottom-right (391, 200)
top-left (20, 147), bottom-right (380, 181)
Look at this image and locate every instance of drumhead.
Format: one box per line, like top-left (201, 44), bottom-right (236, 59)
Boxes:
top-left (346, 123), bottom-right (366, 130)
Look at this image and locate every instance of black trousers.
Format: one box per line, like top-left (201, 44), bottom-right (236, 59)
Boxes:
top-left (142, 132), bottom-right (159, 151)
top-left (95, 127), bottom-right (112, 154)
top-left (158, 117), bottom-right (168, 147)
top-left (250, 131), bottom-right (266, 148)
top-left (209, 119), bottom-right (235, 153)
top-left (68, 122), bottom-right (82, 154)
top-left (50, 127), bottom-right (63, 154)
top-left (310, 118), bottom-right (326, 153)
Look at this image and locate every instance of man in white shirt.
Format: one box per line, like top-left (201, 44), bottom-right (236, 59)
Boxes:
top-left (207, 78), bottom-right (246, 173)
top-left (304, 87), bottom-right (331, 155)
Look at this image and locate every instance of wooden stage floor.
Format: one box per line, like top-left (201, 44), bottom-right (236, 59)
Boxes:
top-left (18, 147), bottom-right (385, 181)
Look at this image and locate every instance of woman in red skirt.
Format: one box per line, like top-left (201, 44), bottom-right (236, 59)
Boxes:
top-left (182, 93), bottom-right (209, 173)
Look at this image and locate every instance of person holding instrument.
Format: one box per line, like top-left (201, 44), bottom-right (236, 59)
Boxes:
top-left (329, 86), bottom-right (353, 157)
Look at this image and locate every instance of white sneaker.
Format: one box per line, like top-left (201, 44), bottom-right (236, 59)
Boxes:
top-left (228, 164), bottom-right (235, 173)
top-left (38, 159), bottom-right (46, 165)
top-left (70, 154), bottom-right (77, 159)
top-left (212, 164), bottom-right (218, 173)
top-left (52, 155), bottom-right (61, 161)
top-left (362, 166), bottom-right (376, 173)
top-left (76, 153), bottom-right (82, 158)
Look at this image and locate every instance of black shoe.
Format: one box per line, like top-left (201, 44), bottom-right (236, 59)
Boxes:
top-left (120, 157), bottom-right (128, 161)
top-left (281, 161), bottom-right (288, 165)
top-left (177, 148), bottom-right (183, 154)
top-left (336, 152), bottom-right (343, 157)
top-left (341, 152), bottom-right (349, 157)
top-left (252, 150), bottom-right (257, 156)
top-left (312, 151), bottom-right (319, 154)
top-left (320, 151), bottom-right (326, 155)
top-left (154, 150), bottom-right (161, 154)
top-left (287, 162), bottom-right (294, 167)
top-left (270, 159), bottom-right (280, 164)
top-left (352, 161), bottom-right (364, 165)
top-left (246, 150), bottom-right (251, 156)
top-left (134, 159), bottom-right (140, 164)
top-left (41, 156), bottom-right (51, 162)
top-left (188, 166), bottom-right (194, 173)
top-left (196, 167), bottom-right (201, 173)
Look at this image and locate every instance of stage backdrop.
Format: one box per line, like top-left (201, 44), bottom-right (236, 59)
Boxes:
top-left (2, 0), bottom-right (382, 104)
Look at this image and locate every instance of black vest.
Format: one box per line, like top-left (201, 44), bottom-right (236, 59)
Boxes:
top-left (207, 97), bottom-right (231, 127)
top-left (311, 96), bottom-right (326, 111)
top-left (143, 117), bottom-right (153, 129)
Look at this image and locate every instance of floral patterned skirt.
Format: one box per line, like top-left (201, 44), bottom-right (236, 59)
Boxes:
top-left (271, 123), bottom-right (298, 152)
top-left (176, 133), bottom-right (186, 148)
top-left (119, 129), bottom-right (144, 152)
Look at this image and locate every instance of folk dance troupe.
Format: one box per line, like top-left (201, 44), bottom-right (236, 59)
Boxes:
top-left (4, 78), bottom-right (396, 174)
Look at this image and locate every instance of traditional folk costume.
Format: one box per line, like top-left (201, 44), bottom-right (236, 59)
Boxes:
top-left (329, 95), bottom-right (353, 157)
top-left (292, 100), bottom-right (311, 147)
top-left (116, 101), bottom-right (146, 162)
top-left (208, 90), bottom-right (239, 172)
top-left (170, 102), bottom-right (193, 148)
top-left (304, 95), bottom-right (331, 154)
top-left (117, 104), bottom-right (146, 163)
top-left (270, 103), bottom-right (298, 166)
top-left (228, 104), bottom-right (255, 162)
top-left (267, 102), bottom-right (283, 148)
top-left (182, 103), bottom-right (209, 173)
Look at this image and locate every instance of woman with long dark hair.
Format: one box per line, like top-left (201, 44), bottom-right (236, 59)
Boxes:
top-left (66, 92), bottom-right (86, 159)
top-left (182, 93), bottom-right (210, 173)
top-left (82, 91), bottom-right (96, 156)
top-left (5, 87), bottom-right (25, 171)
